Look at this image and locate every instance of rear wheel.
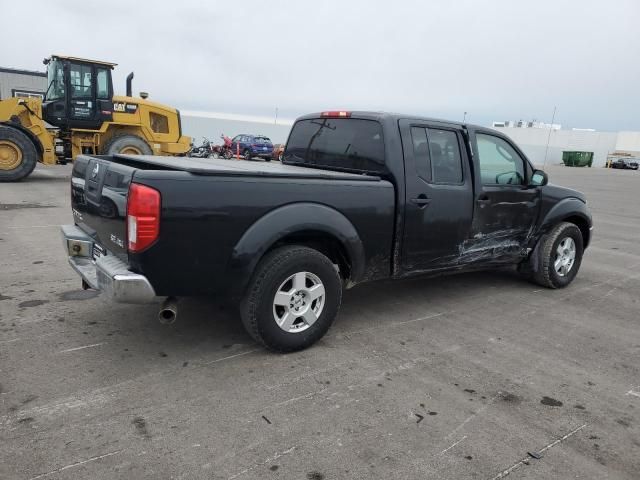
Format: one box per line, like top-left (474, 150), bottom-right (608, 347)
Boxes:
top-left (243, 149), bottom-right (252, 161)
top-left (240, 246), bottom-right (342, 352)
top-left (102, 134), bottom-right (153, 156)
top-left (520, 222), bottom-right (584, 288)
top-left (278, 152), bottom-right (284, 162)
top-left (0, 125), bottom-right (38, 182)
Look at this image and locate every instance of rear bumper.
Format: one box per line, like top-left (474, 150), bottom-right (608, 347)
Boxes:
top-left (61, 224), bottom-right (157, 304)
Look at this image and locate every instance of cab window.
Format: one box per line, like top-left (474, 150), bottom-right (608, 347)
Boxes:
top-left (96, 68), bottom-right (110, 99)
top-left (427, 128), bottom-right (463, 184)
top-left (410, 127), bottom-right (463, 184)
top-left (69, 64), bottom-right (93, 98)
top-left (476, 133), bottom-right (525, 185)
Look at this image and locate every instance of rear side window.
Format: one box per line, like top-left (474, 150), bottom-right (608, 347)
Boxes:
top-left (410, 127), bottom-right (463, 184)
top-left (96, 68), bottom-right (110, 99)
top-left (284, 118), bottom-right (385, 173)
top-left (427, 129), bottom-right (463, 184)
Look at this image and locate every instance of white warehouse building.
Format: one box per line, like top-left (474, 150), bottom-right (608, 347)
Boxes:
top-left (493, 125), bottom-right (640, 168)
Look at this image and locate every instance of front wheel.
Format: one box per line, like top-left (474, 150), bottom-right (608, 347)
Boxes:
top-left (0, 125), bottom-right (38, 182)
top-left (240, 246), bottom-right (342, 352)
top-left (520, 222), bottom-right (584, 289)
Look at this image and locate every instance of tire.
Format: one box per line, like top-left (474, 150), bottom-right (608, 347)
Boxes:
top-left (0, 125), bottom-right (38, 182)
top-left (521, 222), bottom-right (584, 289)
top-left (240, 246), bottom-right (343, 352)
top-left (243, 149), bottom-right (252, 161)
top-left (223, 149), bottom-right (233, 160)
top-left (278, 152), bottom-right (284, 162)
top-left (102, 134), bottom-right (153, 156)
top-left (264, 157), bottom-right (271, 162)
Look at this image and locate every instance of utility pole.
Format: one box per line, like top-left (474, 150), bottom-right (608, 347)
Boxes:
top-left (275, 107), bottom-right (278, 125)
top-left (462, 111), bottom-right (467, 123)
top-left (543, 106), bottom-right (557, 169)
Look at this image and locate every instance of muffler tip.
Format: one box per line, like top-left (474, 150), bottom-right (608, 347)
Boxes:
top-left (159, 297), bottom-right (178, 325)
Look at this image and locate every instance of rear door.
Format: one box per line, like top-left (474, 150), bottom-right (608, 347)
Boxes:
top-left (399, 119), bottom-right (474, 271)
top-left (466, 128), bottom-right (541, 260)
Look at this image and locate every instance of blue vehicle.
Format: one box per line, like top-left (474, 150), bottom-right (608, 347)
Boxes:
top-left (230, 134), bottom-right (274, 161)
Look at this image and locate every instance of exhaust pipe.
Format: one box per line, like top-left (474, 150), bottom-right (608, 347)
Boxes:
top-left (159, 297), bottom-right (178, 324)
top-left (126, 72), bottom-right (134, 97)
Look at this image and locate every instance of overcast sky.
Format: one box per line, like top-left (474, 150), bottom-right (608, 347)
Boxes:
top-left (2, 0), bottom-right (639, 130)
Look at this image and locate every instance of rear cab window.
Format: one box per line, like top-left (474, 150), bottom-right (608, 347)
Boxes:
top-left (284, 118), bottom-right (385, 173)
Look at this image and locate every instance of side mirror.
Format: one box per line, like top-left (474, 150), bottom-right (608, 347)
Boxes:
top-left (530, 169), bottom-right (548, 187)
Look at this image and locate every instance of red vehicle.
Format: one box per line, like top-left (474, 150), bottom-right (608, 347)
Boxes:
top-left (272, 143), bottom-right (285, 162)
top-left (212, 134), bottom-right (234, 159)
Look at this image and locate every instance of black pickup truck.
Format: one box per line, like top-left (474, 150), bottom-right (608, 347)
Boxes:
top-left (62, 111), bottom-right (592, 351)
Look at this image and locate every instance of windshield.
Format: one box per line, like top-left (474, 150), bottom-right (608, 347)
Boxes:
top-left (45, 59), bottom-right (65, 101)
top-left (284, 118), bottom-right (385, 173)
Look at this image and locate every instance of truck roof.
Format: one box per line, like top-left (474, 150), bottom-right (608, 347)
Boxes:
top-left (297, 111), bottom-right (483, 130)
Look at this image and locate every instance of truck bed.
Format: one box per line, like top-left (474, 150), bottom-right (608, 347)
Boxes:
top-left (113, 154), bottom-right (382, 181)
top-left (70, 154), bottom-right (396, 297)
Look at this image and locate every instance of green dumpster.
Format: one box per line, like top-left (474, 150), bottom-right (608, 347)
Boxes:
top-left (562, 151), bottom-right (593, 167)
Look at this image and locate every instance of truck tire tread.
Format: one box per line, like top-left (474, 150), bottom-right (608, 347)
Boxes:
top-left (240, 245), bottom-right (342, 352)
top-left (530, 221), bottom-right (584, 289)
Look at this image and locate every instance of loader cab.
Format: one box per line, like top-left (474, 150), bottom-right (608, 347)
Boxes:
top-left (42, 55), bottom-right (115, 131)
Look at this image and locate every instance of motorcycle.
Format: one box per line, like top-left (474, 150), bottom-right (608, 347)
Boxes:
top-left (188, 137), bottom-right (213, 158)
top-left (211, 134), bottom-right (234, 159)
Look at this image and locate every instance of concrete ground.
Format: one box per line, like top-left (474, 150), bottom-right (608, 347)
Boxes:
top-left (1, 164), bottom-right (638, 480)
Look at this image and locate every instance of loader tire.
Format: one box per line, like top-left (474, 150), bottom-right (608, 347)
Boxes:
top-left (103, 134), bottom-right (153, 156)
top-left (0, 125), bottom-right (38, 182)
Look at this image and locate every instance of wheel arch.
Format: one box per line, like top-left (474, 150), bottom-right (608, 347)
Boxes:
top-left (539, 198), bottom-right (592, 248)
top-left (227, 203), bottom-right (366, 299)
top-left (100, 126), bottom-right (150, 150)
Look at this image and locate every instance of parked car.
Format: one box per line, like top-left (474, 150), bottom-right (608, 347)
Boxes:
top-left (230, 134), bottom-right (273, 160)
top-left (62, 111), bottom-right (592, 352)
top-left (610, 158), bottom-right (639, 170)
top-left (272, 143), bottom-right (285, 161)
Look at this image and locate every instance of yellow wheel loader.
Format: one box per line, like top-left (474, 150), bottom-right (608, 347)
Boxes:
top-left (0, 55), bottom-right (191, 182)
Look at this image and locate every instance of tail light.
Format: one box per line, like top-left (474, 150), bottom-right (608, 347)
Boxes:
top-left (127, 183), bottom-right (160, 253)
top-left (321, 111), bottom-right (351, 118)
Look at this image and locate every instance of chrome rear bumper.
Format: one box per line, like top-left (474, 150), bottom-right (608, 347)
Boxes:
top-left (61, 224), bottom-right (157, 304)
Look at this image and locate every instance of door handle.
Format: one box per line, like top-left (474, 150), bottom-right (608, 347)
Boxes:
top-left (477, 195), bottom-right (491, 206)
top-left (410, 195), bottom-right (431, 207)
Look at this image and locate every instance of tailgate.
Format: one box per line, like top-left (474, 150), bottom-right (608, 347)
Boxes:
top-left (71, 156), bottom-right (134, 261)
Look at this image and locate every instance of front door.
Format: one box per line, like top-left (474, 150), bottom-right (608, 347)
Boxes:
top-left (67, 62), bottom-right (97, 128)
top-left (466, 128), bottom-right (542, 261)
top-left (399, 119), bottom-right (474, 272)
